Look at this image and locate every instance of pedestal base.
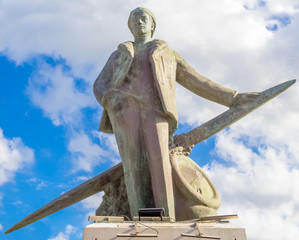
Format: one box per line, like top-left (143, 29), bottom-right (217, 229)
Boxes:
top-left (83, 221), bottom-right (246, 240)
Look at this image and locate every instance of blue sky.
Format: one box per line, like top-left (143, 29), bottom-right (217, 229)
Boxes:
top-left (1, 1), bottom-right (299, 240)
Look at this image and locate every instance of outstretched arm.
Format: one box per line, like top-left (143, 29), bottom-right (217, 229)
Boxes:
top-left (174, 51), bottom-right (237, 107)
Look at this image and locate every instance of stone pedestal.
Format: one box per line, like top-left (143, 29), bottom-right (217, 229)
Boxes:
top-left (83, 221), bottom-right (246, 240)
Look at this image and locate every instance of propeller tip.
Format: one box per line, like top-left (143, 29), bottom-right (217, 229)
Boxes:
top-left (285, 79), bottom-right (296, 88)
top-left (4, 224), bottom-right (21, 234)
top-left (5, 229), bottom-right (12, 234)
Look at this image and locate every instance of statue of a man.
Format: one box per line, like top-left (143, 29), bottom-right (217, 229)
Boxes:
top-left (5, 7), bottom-right (294, 235)
top-left (93, 7), bottom-right (238, 219)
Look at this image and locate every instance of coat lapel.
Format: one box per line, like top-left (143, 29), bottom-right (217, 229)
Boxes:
top-left (113, 40), bottom-right (168, 88)
top-left (113, 41), bottom-right (134, 88)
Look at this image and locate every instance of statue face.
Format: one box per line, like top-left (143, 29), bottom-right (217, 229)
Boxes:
top-left (129, 11), bottom-right (154, 38)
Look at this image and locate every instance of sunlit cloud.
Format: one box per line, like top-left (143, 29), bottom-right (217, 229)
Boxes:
top-left (26, 61), bottom-right (95, 126)
top-left (204, 127), bottom-right (299, 240)
top-left (80, 192), bottom-right (103, 227)
top-left (48, 224), bottom-right (76, 240)
top-left (0, 128), bottom-right (34, 185)
top-left (68, 132), bottom-right (110, 172)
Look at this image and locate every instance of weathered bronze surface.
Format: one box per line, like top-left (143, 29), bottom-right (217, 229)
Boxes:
top-left (5, 6), bottom-right (296, 234)
top-left (93, 7), bottom-right (237, 219)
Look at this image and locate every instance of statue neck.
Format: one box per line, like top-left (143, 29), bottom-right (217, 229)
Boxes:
top-left (134, 34), bottom-right (152, 44)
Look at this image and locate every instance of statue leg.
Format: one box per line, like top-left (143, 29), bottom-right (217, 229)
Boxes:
top-left (106, 96), bottom-right (154, 217)
top-left (142, 109), bottom-right (175, 220)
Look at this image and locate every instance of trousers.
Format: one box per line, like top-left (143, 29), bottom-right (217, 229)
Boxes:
top-left (105, 92), bottom-right (175, 219)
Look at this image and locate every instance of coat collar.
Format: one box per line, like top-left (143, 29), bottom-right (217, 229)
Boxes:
top-left (118, 39), bottom-right (168, 57)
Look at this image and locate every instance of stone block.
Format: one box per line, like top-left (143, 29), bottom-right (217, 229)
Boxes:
top-left (83, 221), bottom-right (246, 240)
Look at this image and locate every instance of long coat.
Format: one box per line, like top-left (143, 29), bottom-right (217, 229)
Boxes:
top-left (93, 39), bottom-right (237, 134)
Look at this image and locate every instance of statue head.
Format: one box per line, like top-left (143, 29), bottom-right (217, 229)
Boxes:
top-left (128, 7), bottom-right (156, 38)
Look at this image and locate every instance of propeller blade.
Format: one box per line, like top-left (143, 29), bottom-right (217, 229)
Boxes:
top-left (174, 79), bottom-right (296, 149)
top-left (6, 79), bottom-right (295, 234)
top-left (5, 163), bottom-right (123, 234)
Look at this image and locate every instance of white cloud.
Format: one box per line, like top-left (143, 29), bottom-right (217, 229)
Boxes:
top-left (26, 62), bottom-right (95, 126)
top-left (4, 0), bottom-right (298, 140)
top-left (0, 128), bottom-right (34, 185)
top-left (67, 130), bottom-right (121, 172)
top-left (75, 175), bottom-right (90, 182)
top-left (36, 180), bottom-right (48, 190)
top-left (203, 127), bottom-right (299, 240)
top-left (0, 0), bottom-right (279, 72)
top-left (176, 84), bottom-right (228, 127)
top-left (12, 200), bottom-right (23, 206)
top-left (48, 224), bottom-right (76, 240)
top-left (0, 223), bottom-right (3, 231)
top-left (81, 192), bottom-right (103, 227)
top-left (0, 0), bottom-right (133, 69)
top-left (92, 131), bottom-right (120, 164)
top-left (170, 6), bottom-right (299, 239)
top-left (81, 192), bottom-right (103, 210)
top-left (26, 177), bottom-right (50, 190)
top-left (157, 0), bottom-right (272, 54)
top-left (68, 132), bottom-right (110, 172)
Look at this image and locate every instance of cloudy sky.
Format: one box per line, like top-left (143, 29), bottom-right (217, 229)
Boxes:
top-left (0, 0), bottom-right (299, 239)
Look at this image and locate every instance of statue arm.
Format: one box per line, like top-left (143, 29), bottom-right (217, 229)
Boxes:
top-left (93, 51), bottom-right (116, 106)
top-left (174, 51), bottom-right (237, 107)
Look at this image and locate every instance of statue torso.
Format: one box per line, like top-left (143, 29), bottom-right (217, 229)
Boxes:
top-left (120, 41), bottom-right (162, 110)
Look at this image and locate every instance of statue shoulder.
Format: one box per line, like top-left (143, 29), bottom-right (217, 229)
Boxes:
top-left (103, 42), bottom-right (133, 64)
top-left (152, 39), bottom-right (168, 47)
top-left (150, 39), bottom-right (176, 57)
top-left (117, 41), bottom-right (134, 57)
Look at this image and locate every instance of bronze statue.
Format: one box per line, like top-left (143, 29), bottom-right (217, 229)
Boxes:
top-left (5, 7), bottom-right (295, 234)
top-left (93, 7), bottom-right (256, 219)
